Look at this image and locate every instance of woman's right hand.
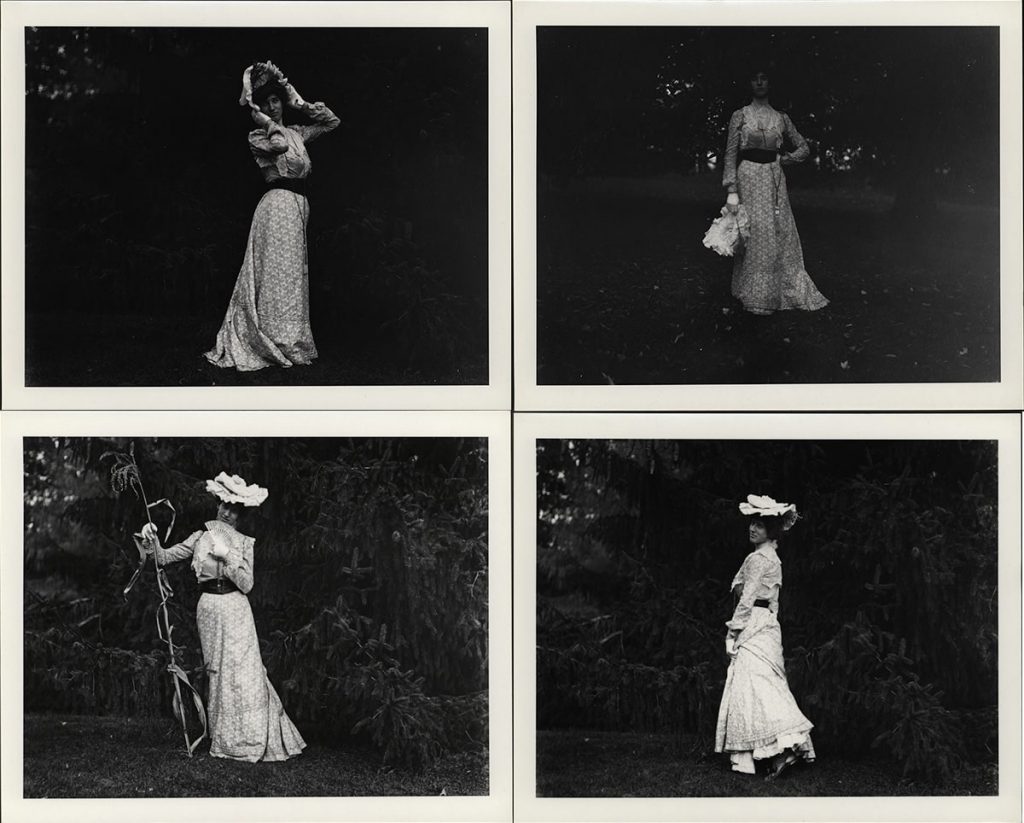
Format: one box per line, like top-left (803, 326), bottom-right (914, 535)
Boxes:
top-left (726, 192), bottom-right (740, 214)
top-left (140, 522), bottom-right (160, 554)
top-left (251, 107), bottom-right (273, 129)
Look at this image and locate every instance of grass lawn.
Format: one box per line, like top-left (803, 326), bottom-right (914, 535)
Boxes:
top-left (24, 314), bottom-right (487, 387)
top-left (537, 174), bottom-right (1000, 385)
top-left (537, 729), bottom-right (998, 797)
top-left (23, 714), bottom-right (487, 798)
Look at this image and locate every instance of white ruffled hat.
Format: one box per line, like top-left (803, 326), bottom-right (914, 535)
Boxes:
top-left (239, 60), bottom-right (304, 109)
top-left (738, 494), bottom-right (798, 530)
top-left (206, 472), bottom-right (268, 508)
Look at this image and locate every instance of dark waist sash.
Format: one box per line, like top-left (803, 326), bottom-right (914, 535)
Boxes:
top-left (266, 177), bottom-right (308, 196)
top-left (199, 578), bottom-right (239, 595)
top-left (753, 598), bottom-right (772, 609)
top-left (740, 149), bottom-right (779, 164)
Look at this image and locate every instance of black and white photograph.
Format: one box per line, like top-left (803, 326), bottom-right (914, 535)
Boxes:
top-left (514, 1), bottom-right (1023, 409)
top-left (513, 413), bottom-right (1020, 822)
top-left (2, 2), bottom-right (512, 408)
top-left (22, 435), bottom-right (488, 793)
top-left (1, 411), bottom-right (513, 823)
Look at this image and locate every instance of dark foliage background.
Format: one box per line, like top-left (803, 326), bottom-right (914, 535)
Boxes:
top-left (536, 439), bottom-right (998, 785)
top-left (538, 26), bottom-right (998, 208)
top-left (25, 27), bottom-right (488, 385)
top-left (24, 436), bottom-right (489, 770)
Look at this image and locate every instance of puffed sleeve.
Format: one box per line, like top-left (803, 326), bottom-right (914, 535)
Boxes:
top-left (726, 552), bottom-right (769, 633)
top-left (722, 109), bottom-right (744, 193)
top-left (155, 530), bottom-right (203, 565)
top-left (248, 122), bottom-right (290, 157)
top-left (292, 102), bottom-right (340, 145)
top-left (781, 113), bottom-right (809, 164)
top-left (221, 535), bottom-right (254, 595)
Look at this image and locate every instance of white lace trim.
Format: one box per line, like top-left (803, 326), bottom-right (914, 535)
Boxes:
top-left (728, 730), bottom-right (815, 773)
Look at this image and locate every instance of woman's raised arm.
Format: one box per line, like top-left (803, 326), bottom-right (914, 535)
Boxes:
top-left (153, 530), bottom-right (204, 565)
top-left (292, 101), bottom-right (340, 145)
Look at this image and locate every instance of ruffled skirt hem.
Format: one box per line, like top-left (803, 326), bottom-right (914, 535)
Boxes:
top-left (728, 729), bottom-right (816, 774)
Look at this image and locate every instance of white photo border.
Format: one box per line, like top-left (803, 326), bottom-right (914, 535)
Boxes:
top-left (1, 410), bottom-right (513, 823)
top-left (513, 411), bottom-right (1022, 822)
top-left (1, 1), bottom-right (512, 411)
top-left (513, 0), bottom-right (1024, 411)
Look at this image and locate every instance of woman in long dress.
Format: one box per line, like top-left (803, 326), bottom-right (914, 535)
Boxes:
top-left (715, 494), bottom-right (815, 779)
top-left (205, 62), bottom-right (340, 371)
top-left (141, 472), bottom-right (305, 762)
top-left (722, 70), bottom-right (828, 315)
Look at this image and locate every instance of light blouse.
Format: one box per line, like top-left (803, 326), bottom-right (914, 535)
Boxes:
top-left (726, 542), bottom-right (782, 632)
top-left (722, 105), bottom-right (809, 193)
top-left (248, 101), bottom-right (340, 183)
top-left (155, 519), bottom-right (254, 594)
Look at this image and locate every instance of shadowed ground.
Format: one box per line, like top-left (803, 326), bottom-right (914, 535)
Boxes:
top-left (25, 315), bottom-right (486, 387)
top-left (537, 729), bottom-right (998, 797)
top-left (23, 714), bottom-right (487, 797)
top-left (537, 174), bottom-right (1000, 385)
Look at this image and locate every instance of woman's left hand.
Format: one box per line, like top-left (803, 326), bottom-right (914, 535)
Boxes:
top-left (284, 83), bottom-right (306, 108)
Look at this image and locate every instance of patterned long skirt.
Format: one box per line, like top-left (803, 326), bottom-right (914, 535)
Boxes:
top-left (196, 591), bottom-right (306, 762)
top-left (204, 189), bottom-right (318, 371)
top-left (732, 160), bottom-right (829, 315)
top-left (715, 608), bottom-right (815, 774)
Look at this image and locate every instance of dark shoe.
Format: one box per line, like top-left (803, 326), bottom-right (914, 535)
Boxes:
top-left (765, 752), bottom-right (798, 782)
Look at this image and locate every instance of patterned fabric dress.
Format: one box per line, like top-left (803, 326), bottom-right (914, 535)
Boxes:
top-left (157, 520), bottom-right (306, 762)
top-left (715, 543), bottom-right (815, 774)
top-left (205, 103), bottom-right (340, 371)
top-left (722, 105), bottom-right (829, 315)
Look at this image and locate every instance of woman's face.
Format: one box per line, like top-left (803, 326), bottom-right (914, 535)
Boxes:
top-left (216, 502), bottom-right (240, 527)
top-left (259, 93), bottom-right (284, 124)
top-left (750, 72), bottom-right (770, 99)
top-left (748, 519), bottom-right (769, 545)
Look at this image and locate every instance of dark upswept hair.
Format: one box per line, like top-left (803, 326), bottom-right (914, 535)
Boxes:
top-left (736, 59), bottom-right (779, 91)
top-left (215, 499), bottom-right (251, 532)
top-left (252, 81), bottom-right (287, 109)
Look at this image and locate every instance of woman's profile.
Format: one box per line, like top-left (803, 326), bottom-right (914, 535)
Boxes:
top-left (205, 61), bottom-right (340, 371)
top-left (715, 494), bottom-right (815, 779)
top-left (722, 69), bottom-right (828, 316)
top-left (140, 472), bottom-right (305, 762)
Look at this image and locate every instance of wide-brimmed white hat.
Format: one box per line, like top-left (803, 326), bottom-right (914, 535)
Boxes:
top-left (738, 494), bottom-right (798, 530)
top-left (239, 60), bottom-right (304, 109)
top-left (205, 472), bottom-right (268, 508)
